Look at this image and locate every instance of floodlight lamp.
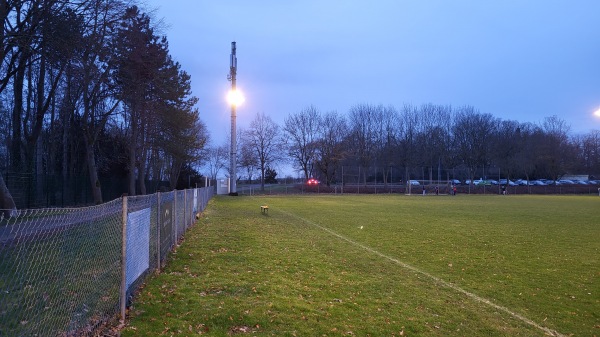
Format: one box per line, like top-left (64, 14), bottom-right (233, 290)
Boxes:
top-left (227, 89), bottom-right (245, 107)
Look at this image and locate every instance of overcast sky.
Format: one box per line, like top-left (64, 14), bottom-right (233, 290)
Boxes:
top-left (144, 1), bottom-right (600, 147)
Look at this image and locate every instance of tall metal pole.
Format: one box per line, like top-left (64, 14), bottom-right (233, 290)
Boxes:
top-left (228, 42), bottom-right (238, 195)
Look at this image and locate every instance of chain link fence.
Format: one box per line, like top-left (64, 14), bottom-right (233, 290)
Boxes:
top-left (0, 187), bottom-right (214, 336)
top-left (236, 166), bottom-right (600, 195)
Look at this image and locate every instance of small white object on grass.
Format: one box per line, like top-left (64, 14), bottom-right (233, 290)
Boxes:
top-left (360, 226), bottom-right (363, 229)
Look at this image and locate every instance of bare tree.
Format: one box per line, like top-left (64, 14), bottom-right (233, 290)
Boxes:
top-left (348, 103), bottom-right (380, 184)
top-left (510, 123), bottom-right (540, 188)
top-left (10, 1), bottom-right (78, 173)
top-left (537, 115), bottom-right (573, 181)
top-left (396, 104), bottom-right (419, 181)
top-left (315, 111), bottom-right (348, 186)
top-left (452, 106), bottom-right (498, 183)
top-left (245, 112), bottom-right (284, 191)
top-left (74, 0), bottom-right (125, 203)
top-left (238, 129), bottom-right (259, 183)
top-left (491, 120), bottom-right (521, 182)
top-left (573, 130), bottom-right (600, 175)
top-left (373, 105), bottom-right (399, 185)
top-left (284, 105), bottom-right (321, 180)
top-left (0, 1), bottom-right (210, 207)
top-left (415, 104), bottom-right (453, 182)
top-left (205, 144), bottom-right (228, 180)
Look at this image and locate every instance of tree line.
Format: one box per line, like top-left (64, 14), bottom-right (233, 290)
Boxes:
top-left (0, 0), bottom-right (206, 211)
top-left (207, 104), bottom-right (599, 190)
top-left (1, 1), bottom-right (599, 210)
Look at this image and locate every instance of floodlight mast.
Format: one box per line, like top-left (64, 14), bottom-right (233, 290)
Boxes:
top-left (228, 42), bottom-right (238, 195)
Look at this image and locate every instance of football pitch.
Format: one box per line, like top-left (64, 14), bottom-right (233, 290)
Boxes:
top-left (122, 194), bottom-right (599, 336)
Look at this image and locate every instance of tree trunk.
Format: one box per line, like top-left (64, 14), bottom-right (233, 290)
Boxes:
top-left (84, 136), bottom-right (103, 204)
top-left (382, 166), bottom-right (388, 186)
top-left (169, 159), bottom-right (182, 190)
top-left (138, 155), bottom-right (147, 195)
top-left (260, 163), bottom-right (265, 191)
top-left (62, 82), bottom-right (71, 206)
top-left (128, 141), bottom-right (136, 196)
top-left (128, 107), bottom-right (138, 196)
top-left (11, 63), bottom-right (25, 171)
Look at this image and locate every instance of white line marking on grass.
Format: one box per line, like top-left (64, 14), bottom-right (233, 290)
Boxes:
top-left (280, 209), bottom-right (566, 337)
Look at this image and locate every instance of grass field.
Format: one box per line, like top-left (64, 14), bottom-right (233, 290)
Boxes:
top-left (121, 194), bottom-right (599, 336)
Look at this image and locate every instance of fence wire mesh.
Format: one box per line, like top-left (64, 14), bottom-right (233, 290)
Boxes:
top-left (235, 166), bottom-right (599, 196)
top-left (0, 187), bottom-right (214, 336)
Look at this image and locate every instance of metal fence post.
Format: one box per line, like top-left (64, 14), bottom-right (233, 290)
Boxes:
top-left (173, 191), bottom-right (178, 246)
top-left (156, 192), bottom-right (161, 271)
top-left (184, 190), bottom-right (188, 231)
top-left (120, 194), bottom-right (128, 321)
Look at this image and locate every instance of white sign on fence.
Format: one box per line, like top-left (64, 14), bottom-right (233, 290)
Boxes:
top-left (193, 189), bottom-right (198, 213)
top-left (126, 208), bottom-right (151, 289)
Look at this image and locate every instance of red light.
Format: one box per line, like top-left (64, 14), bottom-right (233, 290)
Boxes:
top-left (307, 178), bottom-right (318, 185)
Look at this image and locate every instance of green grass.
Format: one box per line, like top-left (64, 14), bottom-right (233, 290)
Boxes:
top-left (122, 194), bottom-right (600, 336)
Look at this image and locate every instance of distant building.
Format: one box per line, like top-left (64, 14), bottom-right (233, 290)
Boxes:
top-left (217, 179), bottom-right (230, 195)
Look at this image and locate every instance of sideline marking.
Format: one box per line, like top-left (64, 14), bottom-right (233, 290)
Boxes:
top-left (279, 209), bottom-right (565, 337)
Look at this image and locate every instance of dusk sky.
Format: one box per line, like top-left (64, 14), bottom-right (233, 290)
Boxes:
top-left (145, 1), bottom-right (600, 148)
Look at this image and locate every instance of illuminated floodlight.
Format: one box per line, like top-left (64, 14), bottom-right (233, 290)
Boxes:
top-left (594, 107), bottom-right (600, 118)
top-left (227, 89), bottom-right (245, 107)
